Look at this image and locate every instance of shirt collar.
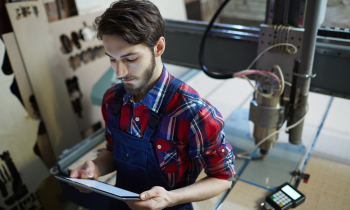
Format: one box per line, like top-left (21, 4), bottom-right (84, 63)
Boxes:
top-left (123, 65), bottom-right (172, 113)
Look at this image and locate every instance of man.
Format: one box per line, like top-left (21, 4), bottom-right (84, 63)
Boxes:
top-left (70, 1), bottom-right (235, 209)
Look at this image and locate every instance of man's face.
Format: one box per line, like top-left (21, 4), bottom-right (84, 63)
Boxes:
top-left (103, 35), bottom-right (156, 97)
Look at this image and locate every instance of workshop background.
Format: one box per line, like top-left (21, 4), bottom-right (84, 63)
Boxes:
top-left (0, 0), bottom-right (350, 210)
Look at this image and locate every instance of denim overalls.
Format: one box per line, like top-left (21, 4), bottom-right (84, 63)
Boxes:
top-left (109, 78), bottom-right (193, 210)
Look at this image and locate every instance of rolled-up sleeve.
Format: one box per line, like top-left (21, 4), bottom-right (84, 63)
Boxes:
top-left (188, 105), bottom-right (235, 180)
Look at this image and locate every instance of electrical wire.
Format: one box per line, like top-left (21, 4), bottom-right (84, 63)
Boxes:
top-left (199, 0), bottom-right (232, 79)
top-left (236, 42), bottom-right (297, 98)
top-left (233, 70), bottom-right (281, 86)
top-left (236, 104), bottom-right (309, 159)
top-left (285, 81), bottom-right (292, 86)
top-left (198, 0), bottom-right (297, 86)
top-left (246, 43), bottom-right (297, 71)
top-left (232, 43), bottom-right (299, 159)
top-left (198, 2), bottom-right (302, 158)
top-left (235, 65), bottom-right (285, 98)
top-left (241, 75), bottom-right (273, 98)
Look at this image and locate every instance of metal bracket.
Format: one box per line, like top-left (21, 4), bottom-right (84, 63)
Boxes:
top-left (293, 73), bottom-right (317, 79)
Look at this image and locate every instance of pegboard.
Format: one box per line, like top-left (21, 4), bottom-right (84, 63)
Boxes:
top-left (257, 24), bottom-right (305, 83)
top-left (49, 12), bottom-right (110, 134)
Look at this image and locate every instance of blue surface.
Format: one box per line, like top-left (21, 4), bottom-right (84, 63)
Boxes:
top-left (91, 67), bottom-right (115, 106)
top-left (225, 109), bottom-right (305, 190)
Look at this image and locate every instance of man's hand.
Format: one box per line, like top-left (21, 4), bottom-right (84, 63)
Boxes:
top-left (125, 186), bottom-right (173, 210)
top-left (69, 160), bottom-right (99, 193)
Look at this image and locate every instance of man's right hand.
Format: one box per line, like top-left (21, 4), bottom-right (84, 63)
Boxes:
top-left (69, 160), bottom-right (99, 193)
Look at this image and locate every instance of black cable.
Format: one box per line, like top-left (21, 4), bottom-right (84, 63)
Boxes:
top-left (199, 0), bottom-right (232, 79)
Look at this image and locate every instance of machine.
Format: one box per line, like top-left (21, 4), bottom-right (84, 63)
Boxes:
top-left (192, 0), bottom-right (325, 158)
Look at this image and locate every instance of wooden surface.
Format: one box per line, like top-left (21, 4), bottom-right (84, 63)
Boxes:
top-left (298, 157), bottom-right (350, 210)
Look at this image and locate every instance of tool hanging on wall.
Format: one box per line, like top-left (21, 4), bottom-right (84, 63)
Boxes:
top-left (0, 151), bottom-right (28, 206)
top-left (0, 175), bottom-right (8, 198)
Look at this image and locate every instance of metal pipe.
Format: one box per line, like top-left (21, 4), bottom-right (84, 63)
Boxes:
top-left (288, 0), bottom-right (324, 144)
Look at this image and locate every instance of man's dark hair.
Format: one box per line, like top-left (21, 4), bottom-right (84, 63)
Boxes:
top-left (95, 0), bottom-right (165, 50)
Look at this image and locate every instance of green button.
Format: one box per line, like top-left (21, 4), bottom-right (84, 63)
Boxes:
top-left (270, 196), bottom-right (274, 199)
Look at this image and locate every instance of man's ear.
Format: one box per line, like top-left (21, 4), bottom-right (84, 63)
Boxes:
top-left (154, 37), bottom-right (165, 57)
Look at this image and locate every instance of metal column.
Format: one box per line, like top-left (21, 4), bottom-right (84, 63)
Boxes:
top-left (288, 0), bottom-right (324, 144)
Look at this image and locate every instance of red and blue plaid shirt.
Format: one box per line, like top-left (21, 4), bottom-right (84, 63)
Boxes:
top-left (102, 66), bottom-right (235, 189)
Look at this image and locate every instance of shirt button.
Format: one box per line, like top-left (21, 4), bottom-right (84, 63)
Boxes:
top-left (157, 144), bottom-right (162, 150)
top-left (221, 149), bottom-right (225, 153)
top-left (135, 117), bottom-right (140, 122)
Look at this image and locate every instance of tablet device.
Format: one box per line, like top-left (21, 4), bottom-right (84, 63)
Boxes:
top-left (55, 175), bottom-right (140, 201)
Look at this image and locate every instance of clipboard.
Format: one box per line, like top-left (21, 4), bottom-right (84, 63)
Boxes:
top-left (55, 175), bottom-right (140, 201)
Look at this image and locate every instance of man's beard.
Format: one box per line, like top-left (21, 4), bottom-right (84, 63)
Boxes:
top-left (123, 52), bottom-right (156, 97)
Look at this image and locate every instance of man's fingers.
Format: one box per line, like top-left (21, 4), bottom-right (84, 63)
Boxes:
top-left (70, 165), bottom-right (85, 178)
top-left (83, 160), bottom-right (96, 178)
top-left (80, 172), bottom-right (97, 180)
top-left (140, 191), bottom-right (149, 200)
top-left (140, 186), bottom-right (162, 200)
top-left (70, 170), bottom-right (79, 178)
top-left (70, 161), bottom-right (98, 180)
top-left (67, 161), bottom-right (98, 194)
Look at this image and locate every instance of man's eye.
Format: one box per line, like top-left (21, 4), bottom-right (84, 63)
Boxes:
top-left (127, 58), bottom-right (137, 62)
top-left (110, 58), bottom-right (116, 62)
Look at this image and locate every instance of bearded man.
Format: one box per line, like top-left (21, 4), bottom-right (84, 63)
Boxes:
top-left (70, 1), bottom-right (235, 209)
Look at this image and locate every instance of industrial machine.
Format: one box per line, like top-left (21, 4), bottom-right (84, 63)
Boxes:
top-left (194, 0), bottom-right (325, 158)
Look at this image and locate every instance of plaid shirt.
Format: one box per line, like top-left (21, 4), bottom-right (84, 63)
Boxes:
top-left (102, 66), bottom-right (235, 189)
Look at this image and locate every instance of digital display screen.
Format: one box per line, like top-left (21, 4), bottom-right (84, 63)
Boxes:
top-left (282, 185), bottom-right (301, 200)
top-left (55, 176), bottom-right (139, 200)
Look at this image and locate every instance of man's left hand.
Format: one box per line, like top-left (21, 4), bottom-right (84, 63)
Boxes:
top-left (125, 186), bottom-right (174, 210)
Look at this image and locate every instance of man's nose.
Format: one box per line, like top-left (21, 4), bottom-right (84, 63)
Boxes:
top-left (116, 62), bottom-right (128, 78)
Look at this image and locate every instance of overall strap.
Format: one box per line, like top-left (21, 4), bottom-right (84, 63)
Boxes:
top-left (143, 78), bottom-right (183, 141)
top-left (112, 84), bottom-right (126, 129)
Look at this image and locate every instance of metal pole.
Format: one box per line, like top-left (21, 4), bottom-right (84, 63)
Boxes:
top-left (288, 0), bottom-right (323, 144)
